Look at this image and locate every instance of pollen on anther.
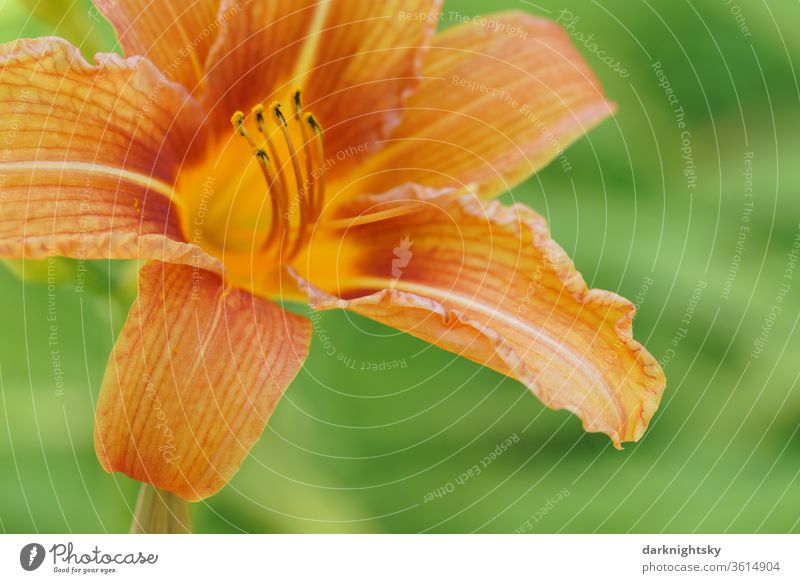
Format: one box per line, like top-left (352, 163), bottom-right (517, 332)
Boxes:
top-left (306, 113), bottom-right (321, 132)
top-left (271, 101), bottom-right (287, 125)
top-left (231, 110), bottom-right (245, 127)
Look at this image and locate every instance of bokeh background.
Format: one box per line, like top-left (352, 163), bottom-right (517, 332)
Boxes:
top-left (1, 0), bottom-right (798, 533)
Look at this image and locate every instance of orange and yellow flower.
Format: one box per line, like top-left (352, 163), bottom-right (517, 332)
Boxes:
top-left (0, 1), bottom-right (665, 501)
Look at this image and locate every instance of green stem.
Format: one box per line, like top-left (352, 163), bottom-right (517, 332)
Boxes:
top-left (130, 484), bottom-right (192, 534)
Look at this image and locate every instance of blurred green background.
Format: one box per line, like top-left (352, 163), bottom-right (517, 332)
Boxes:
top-left (1, 0), bottom-right (798, 533)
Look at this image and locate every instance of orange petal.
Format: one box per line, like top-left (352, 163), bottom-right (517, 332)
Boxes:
top-left (345, 11), bottom-right (615, 200)
top-left (94, 261), bottom-right (310, 501)
top-left (203, 0), bottom-right (441, 167)
top-left (298, 194), bottom-right (664, 447)
top-left (0, 38), bottom-right (213, 267)
top-left (94, 0), bottom-right (222, 91)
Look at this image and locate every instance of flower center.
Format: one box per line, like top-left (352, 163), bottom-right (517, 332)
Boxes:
top-left (230, 89), bottom-right (326, 263)
top-left (178, 89), bottom-right (326, 296)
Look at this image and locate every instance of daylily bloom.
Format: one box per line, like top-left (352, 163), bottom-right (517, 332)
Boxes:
top-left (0, 0), bottom-right (665, 502)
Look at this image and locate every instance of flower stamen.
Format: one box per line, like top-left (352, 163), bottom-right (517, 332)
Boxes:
top-left (306, 113), bottom-right (326, 221)
top-left (232, 110), bottom-right (288, 249)
top-left (230, 93), bottom-right (325, 263)
top-left (289, 90), bottom-right (321, 257)
top-left (270, 101), bottom-right (308, 260)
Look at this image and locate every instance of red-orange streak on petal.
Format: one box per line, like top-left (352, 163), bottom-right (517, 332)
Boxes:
top-left (95, 0), bottom-right (223, 92)
top-left (203, 0), bottom-right (321, 134)
top-left (301, 0), bottom-right (442, 173)
top-left (94, 261), bottom-right (310, 501)
top-left (202, 0), bottom-right (441, 172)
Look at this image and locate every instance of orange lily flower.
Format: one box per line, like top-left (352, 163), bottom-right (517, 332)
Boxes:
top-left (0, 1), bottom-right (665, 501)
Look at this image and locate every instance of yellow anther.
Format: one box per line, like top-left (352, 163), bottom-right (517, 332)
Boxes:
top-left (231, 110), bottom-right (246, 131)
top-left (251, 103), bottom-right (267, 133)
top-left (271, 101), bottom-right (287, 125)
top-left (306, 113), bottom-right (321, 133)
top-left (292, 88), bottom-right (303, 118)
top-left (231, 111), bottom-right (258, 148)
